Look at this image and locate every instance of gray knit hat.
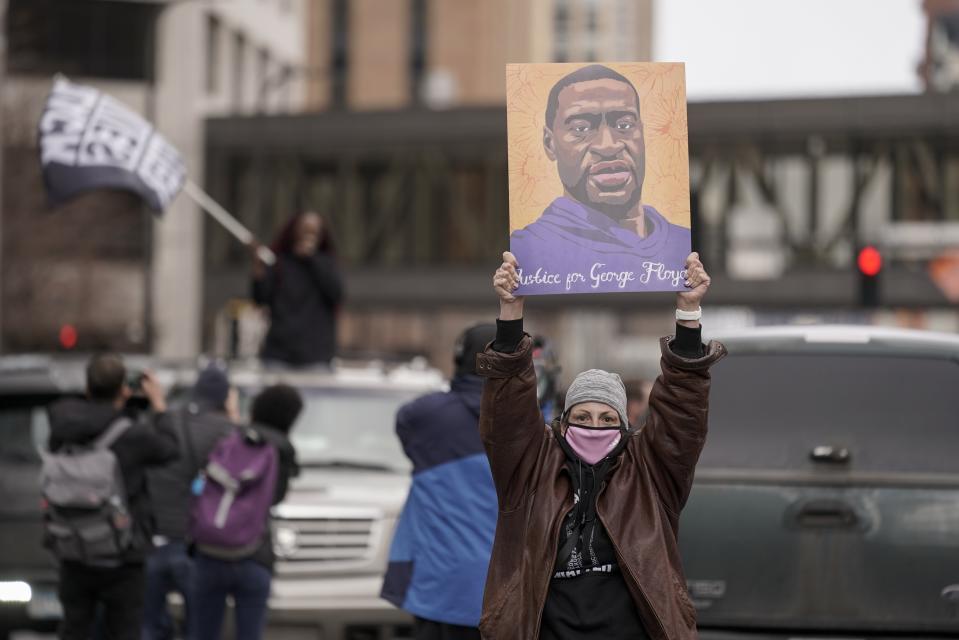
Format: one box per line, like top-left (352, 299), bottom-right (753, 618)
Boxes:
top-left (563, 369), bottom-right (628, 426)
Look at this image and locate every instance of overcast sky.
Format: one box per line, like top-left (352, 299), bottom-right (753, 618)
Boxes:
top-left (654, 0), bottom-right (927, 100)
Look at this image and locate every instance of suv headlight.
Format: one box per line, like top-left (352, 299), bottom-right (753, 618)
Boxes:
top-left (0, 581), bottom-right (32, 603)
top-left (273, 526), bottom-right (299, 559)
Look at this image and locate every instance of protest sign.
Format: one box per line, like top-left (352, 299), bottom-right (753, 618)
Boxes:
top-left (507, 63), bottom-right (692, 295)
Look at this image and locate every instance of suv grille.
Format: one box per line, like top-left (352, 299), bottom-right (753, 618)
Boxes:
top-left (271, 505), bottom-right (383, 575)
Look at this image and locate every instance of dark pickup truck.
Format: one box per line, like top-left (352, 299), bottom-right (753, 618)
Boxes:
top-left (0, 356), bottom-right (85, 638)
top-left (682, 325), bottom-right (959, 639)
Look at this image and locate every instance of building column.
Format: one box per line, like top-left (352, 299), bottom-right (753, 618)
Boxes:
top-left (0, 0), bottom-right (7, 352)
top-left (151, 3), bottom-right (205, 357)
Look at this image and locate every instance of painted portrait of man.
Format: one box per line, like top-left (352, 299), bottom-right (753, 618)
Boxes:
top-left (508, 63), bottom-right (691, 295)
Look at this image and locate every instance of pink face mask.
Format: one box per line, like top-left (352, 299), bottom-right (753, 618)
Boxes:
top-left (564, 424), bottom-right (623, 465)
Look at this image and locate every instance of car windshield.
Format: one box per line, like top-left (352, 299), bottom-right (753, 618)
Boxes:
top-left (245, 386), bottom-right (423, 473)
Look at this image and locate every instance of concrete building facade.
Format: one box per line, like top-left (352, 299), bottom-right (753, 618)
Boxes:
top-left (150, 0), bottom-right (306, 358)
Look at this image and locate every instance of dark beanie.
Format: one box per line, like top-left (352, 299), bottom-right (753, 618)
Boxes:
top-left (454, 323), bottom-right (497, 377)
top-left (193, 365), bottom-right (230, 410)
top-left (252, 384), bottom-right (304, 433)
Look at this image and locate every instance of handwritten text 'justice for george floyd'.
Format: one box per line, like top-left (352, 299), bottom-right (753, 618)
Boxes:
top-left (516, 262), bottom-right (687, 291)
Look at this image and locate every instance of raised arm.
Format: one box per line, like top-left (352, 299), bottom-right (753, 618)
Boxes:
top-left (635, 253), bottom-right (726, 516)
top-left (476, 252), bottom-right (546, 510)
top-left (136, 371), bottom-right (179, 465)
top-left (250, 244), bottom-right (276, 306)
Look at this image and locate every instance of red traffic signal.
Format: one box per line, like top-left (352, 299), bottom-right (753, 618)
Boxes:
top-left (856, 246), bottom-right (882, 308)
top-left (857, 246), bottom-right (882, 277)
top-left (59, 324), bottom-right (78, 350)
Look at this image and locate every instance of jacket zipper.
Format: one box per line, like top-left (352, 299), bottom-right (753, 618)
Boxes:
top-left (596, 485), bottom-right (671, 640)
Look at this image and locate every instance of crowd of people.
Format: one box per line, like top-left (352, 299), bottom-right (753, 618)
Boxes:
top-left (40, 209), bottom-right (337, 640)
top-left (44, 357), bottom-right (302, 640)
top-left (43, 211), bottom-right (337, 640)
top-left (42, 207), bottom-right (724, 640)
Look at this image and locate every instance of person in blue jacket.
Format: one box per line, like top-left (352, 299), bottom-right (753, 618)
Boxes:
top-left (381, 323), bottom-right (499, 640)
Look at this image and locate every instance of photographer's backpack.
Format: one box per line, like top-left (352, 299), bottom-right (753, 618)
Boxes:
top-left (40, 417), bottom-right (135, 568)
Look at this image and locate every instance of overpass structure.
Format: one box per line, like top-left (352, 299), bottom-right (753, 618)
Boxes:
top-left (203, 93), bottom-right (959, 322)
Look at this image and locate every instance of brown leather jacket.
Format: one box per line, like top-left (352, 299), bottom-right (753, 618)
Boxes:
top-left (475, 334), bottom-right (726, 640)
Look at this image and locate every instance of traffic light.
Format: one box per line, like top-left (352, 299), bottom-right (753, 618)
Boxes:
top-left (857, 246), bottom-right (882, 308)
top-left (58, 324), bottom-right (78, 350)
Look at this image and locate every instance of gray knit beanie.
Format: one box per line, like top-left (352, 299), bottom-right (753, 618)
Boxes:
top-left (563, 369), bottom-right (628, 426)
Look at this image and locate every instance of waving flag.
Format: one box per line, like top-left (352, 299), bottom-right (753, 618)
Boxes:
top-left (37, 76), bottom-right (186, 212)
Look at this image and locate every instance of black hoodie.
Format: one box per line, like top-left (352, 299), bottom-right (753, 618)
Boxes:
top-left (47, 398), bottom-right (179, 564)
top-left (252, 252), bottom-right (343, 366)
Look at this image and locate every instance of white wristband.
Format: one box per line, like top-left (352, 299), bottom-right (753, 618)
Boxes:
top-left (675, 307), bottom-right (702, 321)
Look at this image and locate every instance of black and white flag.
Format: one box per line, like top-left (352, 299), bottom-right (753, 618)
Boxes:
top-left (38, 76), bottom-right (186, 212)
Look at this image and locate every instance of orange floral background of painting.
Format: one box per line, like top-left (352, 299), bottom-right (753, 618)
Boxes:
top-left (506, 62), bottom-right (690, 232)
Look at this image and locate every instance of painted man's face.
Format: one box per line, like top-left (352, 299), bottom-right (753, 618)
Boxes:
top-left (544, 78), bottom-right (645, 218)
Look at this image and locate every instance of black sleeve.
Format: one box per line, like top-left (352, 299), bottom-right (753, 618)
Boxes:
top-left (46, 401), bottom-right (68, 452)
top-left (492, 318), bottom-right (525, 354)
top-left (143, 412), bottom-right (180, 465)
top-left (251, 264), bottom-right (276, 305)
top-left (116, 412), bottom-right (179, 469)
top-left (272, 440), bottom-right (299, 505)
top-left (305, 254), bottom-right (344, 306)
top-left (668, 322), bottom-right (705, 359)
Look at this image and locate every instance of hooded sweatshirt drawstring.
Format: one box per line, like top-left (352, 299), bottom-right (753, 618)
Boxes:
top-left (556, 440), bottom-right (617, 569)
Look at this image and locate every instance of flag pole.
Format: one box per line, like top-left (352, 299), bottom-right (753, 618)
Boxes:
top-left (182, 180), bottom-right (276, 265)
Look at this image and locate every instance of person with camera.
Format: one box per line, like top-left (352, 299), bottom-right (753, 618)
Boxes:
top-left (45, 354), bottom-right (179, 640)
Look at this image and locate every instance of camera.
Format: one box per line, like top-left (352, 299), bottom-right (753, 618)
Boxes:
top-left (125, 370), bottom-right (146, 391)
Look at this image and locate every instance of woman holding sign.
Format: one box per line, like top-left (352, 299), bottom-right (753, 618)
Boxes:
top-left (476, 251), bottom-right (725, 640)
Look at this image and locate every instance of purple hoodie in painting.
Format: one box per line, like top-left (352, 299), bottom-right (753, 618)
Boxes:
top-left (509, 196), bottom-right (691, 295)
